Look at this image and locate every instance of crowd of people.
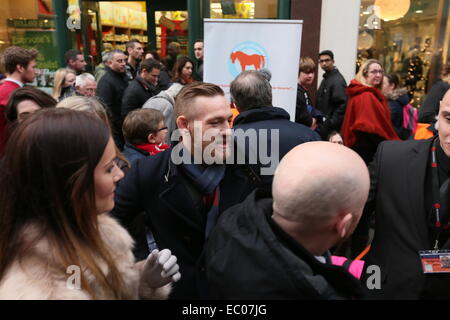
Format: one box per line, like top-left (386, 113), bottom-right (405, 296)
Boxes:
top-left (0, 38), bottom-right (449, 300)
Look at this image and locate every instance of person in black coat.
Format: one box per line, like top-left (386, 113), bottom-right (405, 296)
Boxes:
top-left (97, 50), bottom-right (129, 149)
top-left (111, 83), bottom-right (256, 299)
top-left (296, 57), bottom-right (323, 128)
top-left (231, 70), bottom-right (320, 190)
top-left (361, 90), bottom-right (450, 299)
top-left (418, 62), bottom-right (450, 124)
top-left (316, 50), bottom-right (348, 140)
top-left (205, 142), bottom-right (370, 299)
top-left (121, 59), bottom-right (161, 121)
top-left (382, 73), bottom-right (411, 140)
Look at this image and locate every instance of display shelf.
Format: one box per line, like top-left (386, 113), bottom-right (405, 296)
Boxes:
top-left (101, 24), bottom-right (148, 50)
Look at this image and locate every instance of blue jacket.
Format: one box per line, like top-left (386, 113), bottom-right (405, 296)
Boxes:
top-left (122, 143), bottom-right (149, 164)
top-left (233, 106), bottom-right (321, 189)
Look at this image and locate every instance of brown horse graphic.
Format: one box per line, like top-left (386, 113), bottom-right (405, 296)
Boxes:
top-left (230, 51), bottom-right (265, 72)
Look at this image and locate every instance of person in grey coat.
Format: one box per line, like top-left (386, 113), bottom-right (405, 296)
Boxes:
top-left (142, 82), bottom-right (183, 142)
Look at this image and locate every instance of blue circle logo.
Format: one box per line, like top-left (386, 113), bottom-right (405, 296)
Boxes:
top-left (228, 41), bottom-right (269, 78)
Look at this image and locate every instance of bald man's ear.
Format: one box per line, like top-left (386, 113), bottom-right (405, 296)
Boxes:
top-left (335, 212), bottom-right (353, 239)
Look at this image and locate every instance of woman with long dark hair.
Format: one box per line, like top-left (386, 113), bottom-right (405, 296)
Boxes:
top-left (172, 56), bottom-right (195, 85)
top-left (0, 108), bottom-right (180, 299)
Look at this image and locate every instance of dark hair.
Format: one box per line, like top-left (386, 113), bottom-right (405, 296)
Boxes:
top-left (194, 39), bottom-right (204, 45)
top-left (318, 50), bottom-right (334, 60)
top-left (126, 39), bottom-right (141, 51)
top-left (123, 108), bottom-right (164, 145)
top-left (174, 82), bottom-right (224, 121)
top-left (5, 87), bottom-right (57, 122)
top-left (230, 70), bottom-right (272, 112)
top-left (139, 59), bottom-right (162, 73)
top-left (299, 57), bottom-right (316, 74)
top-left (149, 50), bottom-right (161, 61)
top-left (0, 108), bottom-right (127, 299)
top-left (64, 49), bottom-right (82, 65)
top-left (2, 46), bottom-right (39, 74)
top-left (385, 73), bottom-right (400, 89)
top-left (172, 56), bottom-right (194, 84)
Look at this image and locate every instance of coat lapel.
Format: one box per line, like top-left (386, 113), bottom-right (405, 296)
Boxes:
top-left (406, 140), bottom-right (432, 246)
top-left (159, 160), bottom-right (204, 234)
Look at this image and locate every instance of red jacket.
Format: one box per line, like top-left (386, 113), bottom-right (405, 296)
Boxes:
top-left (341, 80), bottom-right (399, 148)
top-left (0, 80), bottom-right (20, 152)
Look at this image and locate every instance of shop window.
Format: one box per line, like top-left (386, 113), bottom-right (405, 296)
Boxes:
top-left (155, 11), bottom-right (188, 58)
top-left (357, 0), bottom-right (450, 107)
top-left (209, 0), bottom-right (278, 19)
top-left (0, 0), bottom-right (59, 92)
top-left (99, 2), bottom-right (148, 53)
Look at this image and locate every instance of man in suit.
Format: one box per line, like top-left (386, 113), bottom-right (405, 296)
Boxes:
top-left (111, 82), bottom-right (255, 299)
top-left (362, 89), bottom-right (450, 299)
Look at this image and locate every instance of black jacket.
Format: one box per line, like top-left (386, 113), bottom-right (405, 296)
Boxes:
top-left (316, 68), bottom-right (348, 139)
top-left (362, 139), bottom-right (450, 299)
top-left (111, 147), bottom-right (256, 299)
top-left (296, 85), bottom-right (323, 127)
top-left (386, 88), bottom-right (410, 139)
top-left (233, 106), bottom-right (321, 189)
top-left (121, 76), bottom-right (159, 120)
top-left (418, 80), bottom-right (450, 124)
top-left (96, 67), bottom-right (129, 134)
top-left (205, 189), bottom-right (366, 299)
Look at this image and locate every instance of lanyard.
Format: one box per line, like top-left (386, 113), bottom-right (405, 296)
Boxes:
top-left (430, 137), bottom-right (450, 249)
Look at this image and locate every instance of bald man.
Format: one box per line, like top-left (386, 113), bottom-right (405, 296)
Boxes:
top-left (204, 141), bottom-right (369, 299)
top-left (362, 89), bottom-right (450, 299)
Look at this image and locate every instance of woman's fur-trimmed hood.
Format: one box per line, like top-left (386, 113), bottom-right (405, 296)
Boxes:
top-left (0, 214), bottom-right (171, 300)
top-left (385, 87), bottom-right (409, 101)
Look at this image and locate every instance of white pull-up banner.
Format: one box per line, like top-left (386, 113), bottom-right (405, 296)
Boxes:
top-left (204, 19), bottom-right (303, 120)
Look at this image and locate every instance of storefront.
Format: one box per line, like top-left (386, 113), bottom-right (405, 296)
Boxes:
top-left (357, 0), bottom-right (450, 107)
top-left (77, 0), bottom-right (289, 66)
top-left (0, 0), bottom-right (62, 91)
top-left (0, 0), bottom-right (290, 91)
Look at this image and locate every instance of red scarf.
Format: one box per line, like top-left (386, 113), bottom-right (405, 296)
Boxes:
top-left (134, 143), bottom-right (170, 156)
top-left (341, 80), bottom-right (400, 147)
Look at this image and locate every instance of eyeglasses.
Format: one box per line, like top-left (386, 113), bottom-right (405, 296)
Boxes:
top-left (319, 58), bottom-right (332, 63)
top-left (157, 126), bottom-right (168, 132)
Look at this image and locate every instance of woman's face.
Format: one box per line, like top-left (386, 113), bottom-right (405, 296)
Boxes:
top-left (94, 137), bottom-right (124, 214)
top-left (64, 72), bottom-right (76, 88)
top-left (16, 100), bottom-right (41, 122)
top-left (382, 76), bottom-right (395, 95)
top-left (365, 63), bottom-right (383, 87)
top-left (181, 61), bottom-right (193, 79)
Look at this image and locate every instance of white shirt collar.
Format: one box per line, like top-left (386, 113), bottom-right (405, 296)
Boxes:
top-left (5, 78), bottom-right (24, 87)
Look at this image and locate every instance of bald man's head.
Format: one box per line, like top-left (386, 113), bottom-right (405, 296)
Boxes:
top-left (272, 142), bottom-right (370, 234)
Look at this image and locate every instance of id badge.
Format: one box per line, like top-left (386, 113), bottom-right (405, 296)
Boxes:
top-left (419, 250), bottom-right (450, 273)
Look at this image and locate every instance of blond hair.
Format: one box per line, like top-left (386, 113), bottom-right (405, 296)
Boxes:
top-left (52, 68), bottom-right (76, 100)
top-left (355, 59), bottom-right (384, 89)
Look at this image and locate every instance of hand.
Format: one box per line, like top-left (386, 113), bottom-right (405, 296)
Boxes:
top-left (142, 249), bottom-right (181, 288)
top-left (311, 118), bottom-right (317, 130)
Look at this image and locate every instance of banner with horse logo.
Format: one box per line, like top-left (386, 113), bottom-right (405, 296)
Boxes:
top-left (204, 19), bottom-right (303, 120)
